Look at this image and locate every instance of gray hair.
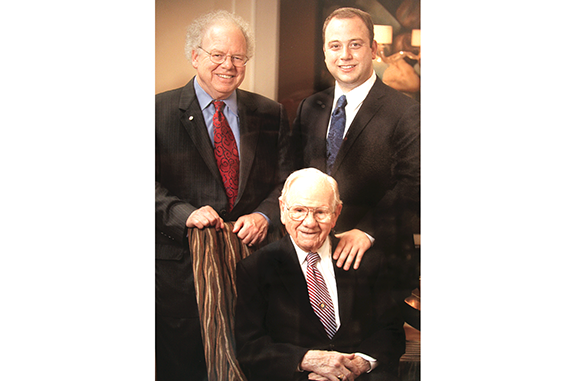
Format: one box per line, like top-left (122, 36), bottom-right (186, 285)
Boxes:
top-left (280, 168), bottom-right (343, 211)
top-left (184, 10), bottom-right (255, 63)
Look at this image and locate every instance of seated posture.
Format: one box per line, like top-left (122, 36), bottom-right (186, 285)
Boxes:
top-left (235, 168), bottom-right (405, 381)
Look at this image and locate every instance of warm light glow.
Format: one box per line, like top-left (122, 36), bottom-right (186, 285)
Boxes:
top-left (374, 25), bottom-right (393, 44)
top-left (411, 29), bottom-right (421, 47)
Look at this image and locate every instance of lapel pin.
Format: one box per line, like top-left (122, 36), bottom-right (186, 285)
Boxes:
top-left (188, 115), bottom-right (194, 121)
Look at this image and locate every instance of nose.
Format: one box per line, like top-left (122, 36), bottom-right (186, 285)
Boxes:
top-left (220, 55), bottom-right (235, 69)
top-left (339, 46), bottom-right (352, 60)
top-left (301, 210), bottom-right (318, 226)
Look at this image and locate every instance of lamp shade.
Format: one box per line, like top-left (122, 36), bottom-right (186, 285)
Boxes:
top-left (411, 29), bottom-right (421, 47)
top-left (374, 25), bottom-right (393, 44)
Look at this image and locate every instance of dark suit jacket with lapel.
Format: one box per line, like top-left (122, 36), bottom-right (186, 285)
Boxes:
top-left (155, 78), bottom-right (291, 379)
top-left (291, 79), bottom-right (420, 246)
top-left (235, 234), bottom-right (406, 381)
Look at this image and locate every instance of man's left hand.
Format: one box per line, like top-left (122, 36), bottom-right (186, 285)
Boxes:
top-left (333, 229), bottom-right (372, 270)
top-left (233, 213), bottom-right (269, 246)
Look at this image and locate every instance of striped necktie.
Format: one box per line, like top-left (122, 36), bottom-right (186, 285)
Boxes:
top-left (212, 100), bottom-right (239, 212)
top-left (306, 252), bottom-right (337, 339)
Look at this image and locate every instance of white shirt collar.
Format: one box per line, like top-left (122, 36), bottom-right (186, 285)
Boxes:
top-left (333, 71), bottom-right (376, 112)
top-left (291, 236), bottom-right (332, 268)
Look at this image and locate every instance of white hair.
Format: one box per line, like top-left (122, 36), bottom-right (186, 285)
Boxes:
top-left (184, 10), bottom-right (255, 63)
top-left (279, 168), bottom-right (343, 211)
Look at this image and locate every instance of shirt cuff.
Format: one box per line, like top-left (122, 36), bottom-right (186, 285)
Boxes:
top-left (255, 212), bottom-right (270, 224)
top-left (363, 232), bottom-right (375, 246)
top-left (354, 353), bottom-right (378, 373)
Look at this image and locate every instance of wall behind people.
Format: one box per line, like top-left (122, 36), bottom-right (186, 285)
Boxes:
top-left (155, 0), bottom-right (280, 100)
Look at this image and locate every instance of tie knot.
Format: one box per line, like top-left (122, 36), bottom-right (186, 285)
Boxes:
top-left (307, 252), bottom-right (320, 267)
top-left (213, 100), bottom-right (225, 112)
top-left (336, 95), bottom-right (347, 109)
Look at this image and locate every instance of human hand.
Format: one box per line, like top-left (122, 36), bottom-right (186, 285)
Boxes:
top-left (333, 229), bottom-right (372, 270)
top-left (308, 355), bottom-right (370, 380)
top-left (232, 213), bottom-right (269, 246)
top-left (300, 350), bottom-right (356, 381)
top-left (186, 205), bottom-right (225, 230)
top-left (307, 373), bottom-right (329, 380)
top-left (342, 355), bottom-right (370, 378)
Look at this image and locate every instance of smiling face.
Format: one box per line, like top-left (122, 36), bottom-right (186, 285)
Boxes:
top-left (280, 176), bottom-right (342, 253)
top-left (191, 23), bottom-right (247, 99)
top-left (323, 16), bottom-right (377, 93)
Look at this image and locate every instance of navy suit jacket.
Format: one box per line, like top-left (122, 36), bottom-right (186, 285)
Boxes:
top-left (235, 234), bottom-right (405, 381)
top-left (291, 79), bottom-right (420, 244)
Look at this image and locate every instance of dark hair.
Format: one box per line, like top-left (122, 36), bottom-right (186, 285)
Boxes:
top-left (322, 7), bottom-right (374, 44)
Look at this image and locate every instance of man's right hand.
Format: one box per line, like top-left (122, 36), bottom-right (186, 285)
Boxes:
top-left (186, 205), bottom-right (225, 230)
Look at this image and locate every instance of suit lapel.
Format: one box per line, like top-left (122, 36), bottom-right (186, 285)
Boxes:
top-left (178, 80), bottom-right (223, 185)
top-left (331, 81), bottom-right (386, 175)
top-left (308, 90), bottom-right (333, 172)
top-left (274, 236), bottom-right (330, 337)
top-left (334, 262), bottom-right (355, 330)
top-left (235, 90), bottom-right (260, 207)
top-left (177, 85), bottom-right (264, 209)
top-left (329, 235), bottom-right (355, 333)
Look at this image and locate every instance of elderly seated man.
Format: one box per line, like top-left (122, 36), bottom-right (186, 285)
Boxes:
top-left (235, 168), bottom-right (405, 381)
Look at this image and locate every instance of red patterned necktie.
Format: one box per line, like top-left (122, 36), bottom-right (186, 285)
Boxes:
top-left (306, 252), bottom-right (337, 339)
top-left (212, 100), bottom-right (239, 212)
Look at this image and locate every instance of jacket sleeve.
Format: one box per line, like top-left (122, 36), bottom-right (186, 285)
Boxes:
top-left (235, 258), bottom-right (309, 381)
top-left (249, 103), bottom-right (293, 231)
top-left (352, 252), bottom-right (407, 376)
top-left (357, 101), bottom-right (420, 241)
top-left (155, 180), bottom-right (196, 245)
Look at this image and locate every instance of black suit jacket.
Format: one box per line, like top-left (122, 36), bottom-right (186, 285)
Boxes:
top-left (155, 78), bottom-right (291, 379)
top-left (235, 235), bottom-right (405, 381)
top-left (291, 79), bottom-right (420, 244)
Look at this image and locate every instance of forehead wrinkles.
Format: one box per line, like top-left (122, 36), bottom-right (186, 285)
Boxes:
top-left (286, 182), bottom-right (333, 208)
top-left (203, 24), bottom-right (246, 53)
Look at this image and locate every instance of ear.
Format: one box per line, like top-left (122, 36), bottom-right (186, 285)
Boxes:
top-left (191, 48), bottom-right (200, 69)
top-left (279, 199), bottom-right (287, 225)
top-left (331, 203), bottom-right (343, 229)
top-left (370, 40), bottom-right (378, 60)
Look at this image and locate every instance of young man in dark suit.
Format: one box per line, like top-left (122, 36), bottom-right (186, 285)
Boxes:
top-left (155, 10), bottom-right (291, 380)
top-left (291, 7), bottom-right (420, 296)
top-left (235, 168), bottom-right (405, 381)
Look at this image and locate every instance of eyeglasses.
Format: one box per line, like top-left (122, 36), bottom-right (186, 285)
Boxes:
top-left (285, 205), bottom-right (334, 223)
top-left (197, 47), bottom-right (249, 67)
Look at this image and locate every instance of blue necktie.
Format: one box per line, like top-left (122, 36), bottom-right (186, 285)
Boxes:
top-left (326, 95), bottom-right (347, 174)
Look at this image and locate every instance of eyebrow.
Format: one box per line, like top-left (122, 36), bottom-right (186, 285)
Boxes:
top-left (327, 38), bottom-right (365, 45)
